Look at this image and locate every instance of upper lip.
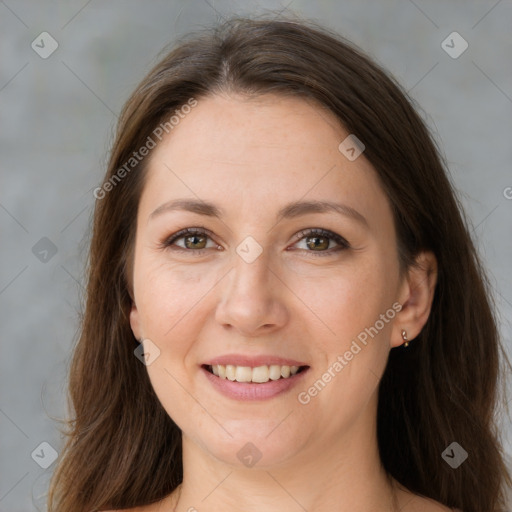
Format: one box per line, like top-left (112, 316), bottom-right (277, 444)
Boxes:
top-left (203, 354), bottom-right (309, 368)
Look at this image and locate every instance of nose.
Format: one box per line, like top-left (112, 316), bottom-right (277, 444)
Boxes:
top-left (214, 251), bottom-right (289, 337)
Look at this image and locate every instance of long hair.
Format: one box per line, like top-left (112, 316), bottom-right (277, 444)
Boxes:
top-left (47, 15), bottom-right (512, 512)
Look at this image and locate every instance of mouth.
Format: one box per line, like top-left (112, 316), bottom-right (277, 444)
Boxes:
top-left (202, 364), bottom-right (309, 384)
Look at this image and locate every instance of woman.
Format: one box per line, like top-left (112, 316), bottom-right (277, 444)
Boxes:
top-left (47, 15), bottom-right (511, 512)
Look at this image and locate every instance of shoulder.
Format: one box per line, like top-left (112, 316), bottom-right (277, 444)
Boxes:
top-left (397, 490), bottom-right (459, 512)
top-left (100, 496), bottom-right (173, 512)
top-left (101, 508), bottom-right (145, 512)
top-left (100, 505), bottom-right (158, 512)
top-left (102, 506), bottom-right (164, 512)
top-left (411, 499), bottom-right (459, 512)
top-left (101, 508), bottom-right (153, 512)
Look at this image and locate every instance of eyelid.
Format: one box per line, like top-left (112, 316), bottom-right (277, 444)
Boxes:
top-left (160, 226), bottom-right (350, 255)
top-left (291, 228), bottom-right (350, 249)
top-left (160, 226), bottom-right (218, 252)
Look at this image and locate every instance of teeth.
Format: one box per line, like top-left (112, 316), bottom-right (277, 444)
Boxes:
top-left (226, 365), bottom-right (236, 381)
top-left (269, 365), bottom-right (281, 380)
top-left (209, 364), bottom-right (302, 383)
top-left (235, 366), bottom-right (252, 382)
top-left (252, 365), bottom-right (270, 383)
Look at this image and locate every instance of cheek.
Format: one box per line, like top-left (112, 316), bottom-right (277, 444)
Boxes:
top-left (135, 257), bottom-right (215, 338)
top-left (292, 257), bottom-right (393, 350)
top-left (294, 266), bottom-right (394, 423)
top-left (135, 261), bottom-right (213, 425)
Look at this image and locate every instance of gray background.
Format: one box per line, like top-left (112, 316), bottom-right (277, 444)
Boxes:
top-left (1, 0), bottom-right (511, 510)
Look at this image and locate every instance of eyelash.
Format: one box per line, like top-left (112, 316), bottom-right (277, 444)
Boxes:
top-left (159, 226), bottom-right (350, 257)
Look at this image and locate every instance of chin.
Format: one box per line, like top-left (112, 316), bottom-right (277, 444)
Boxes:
top-left (191, 427), bottom-right (308, 470)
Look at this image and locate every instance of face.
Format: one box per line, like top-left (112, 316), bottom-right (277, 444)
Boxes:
top-left (129, 93), bottom-right (411, 468)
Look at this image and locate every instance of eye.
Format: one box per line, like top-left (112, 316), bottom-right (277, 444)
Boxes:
top-left (160, 227), bottom-right (219, 255)
top-left (159, 227), bottom-right (350, 256)
top-left (289, 228), bottom-right (350, 256)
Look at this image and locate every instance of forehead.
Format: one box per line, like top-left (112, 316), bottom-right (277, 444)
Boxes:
top-left (138, 93), bottom-right (393, 232)
top-left (154, 93), bottom-right (347, 168)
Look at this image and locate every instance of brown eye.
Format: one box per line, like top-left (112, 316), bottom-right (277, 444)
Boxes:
top-left (305, 235), bottom-right (329, 251)
top-left (162, 227), bottom-right (218, 254)
top-left (292, 228), bottom-right (350, 256)
top-left (161, 227), bottom-right (349, 257)
top-left (182, 233), bottom-right (207, 250)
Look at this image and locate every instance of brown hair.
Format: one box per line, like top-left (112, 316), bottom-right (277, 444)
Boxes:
top-left (47, 15), bottom-right (512, 512)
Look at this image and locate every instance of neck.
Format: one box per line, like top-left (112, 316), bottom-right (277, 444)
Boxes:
top-left (170, 393), bottom-right (401, 512)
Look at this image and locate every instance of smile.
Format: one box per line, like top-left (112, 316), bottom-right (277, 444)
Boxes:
top-left (204, 364), bottom-right (308, 383)
top-left (201, 363), bottom-right (310, 401)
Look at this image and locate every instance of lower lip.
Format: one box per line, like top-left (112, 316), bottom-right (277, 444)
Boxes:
top-left (200, 366), bottom-right (310, 401)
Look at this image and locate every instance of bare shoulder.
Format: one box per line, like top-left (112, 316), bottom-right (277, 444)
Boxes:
top-left (102, 506), bottom-right (166, 512)
top-left (101, 506), bottom-right (152, 512)
top-left (397, 489), bottom-right (458, 512)
top-left (101, 508), bottom-right (152, 512)
top-left (100, 502), bottom-right (162, 512)
top-left (100, 494), bottom-right (175, 512)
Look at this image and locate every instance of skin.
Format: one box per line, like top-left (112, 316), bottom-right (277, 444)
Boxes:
top-left (125, 93), bottom-right (448, 512)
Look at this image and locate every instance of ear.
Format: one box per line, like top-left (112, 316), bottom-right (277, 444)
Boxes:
top-left (391, 251), bottom-right (438, 348)
top-left (129, 299), bottom-right (142, 341)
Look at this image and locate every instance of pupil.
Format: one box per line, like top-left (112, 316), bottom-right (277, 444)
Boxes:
top-left (307, 236), bottom-right (327, 250)
top-left (186, 235), bottom-right (205, 249)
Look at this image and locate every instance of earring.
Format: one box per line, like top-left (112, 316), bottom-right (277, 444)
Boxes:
top-left (401, 329), bottom-right (409, 347)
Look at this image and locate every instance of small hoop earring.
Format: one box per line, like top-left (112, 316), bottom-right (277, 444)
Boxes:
top-left (401, 329), bottom-right (409, 347)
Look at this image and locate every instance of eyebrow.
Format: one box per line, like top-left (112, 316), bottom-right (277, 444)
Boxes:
top-left (149, 198), bottom-right (369, 227)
